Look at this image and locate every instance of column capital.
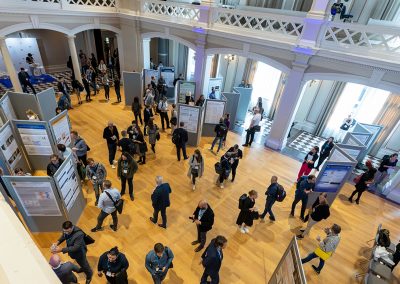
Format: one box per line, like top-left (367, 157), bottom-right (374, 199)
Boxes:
top-left (66, 35), bottom-right (76, 40)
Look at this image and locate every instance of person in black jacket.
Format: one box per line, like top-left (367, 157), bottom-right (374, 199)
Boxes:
top-left (82, 73), bottom-right (91, 102)
top-left (348, 160), bottom-right (377, 204)
top-left (191, 200), bottom-right (215, 252)
top-left (260, 176), bottom-right (279, 222)
top-left (297, 146), bottom-right (319, 181)
top-left (226, 144), bottom-right (243, 182)
top-left (51, 221), bottom-right (93, 284)
top-left (210, 118), bottom-right (227, 154)
top-left (236, 190), bottom-right (259, 234)
top-left (18, 68), bottom-right (36, 94)
top-left (217, 152), bottom-right (232, 189)
top-left (103, 122), bottom-right (120, 168)
top-left (132, 97), bottom-right (143, 125)
top-left (47, 154), bottom-right (63, 176)
top-left (150, 176), bottom-right (172, 229)
top-left (143, 105), bottom-right (153, 136)
top-left (172, 122), bottom-right (189, 161)
top-left (97, 247), bottom-right (129, 284)
top-left (315, 137), bottom-right (334, 171)
top-left (114, 76), bottom-right (121, 103)
top-left (297, 193), bottom-right (330, 239)
top-left (118, 130), bottom-right (135, 156)
top-left (50, 254), bottom-right (81, 284)
top-left (201, 235), bottom-right (227, 284)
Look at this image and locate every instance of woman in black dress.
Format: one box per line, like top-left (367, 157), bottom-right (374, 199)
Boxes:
top-left (97, 247), bottom-right (129, 284)
top-left (133, 126), bottom-right (147, 165)
top-left (236, 190), bottom-right (258, 234)
top-left (348, 160), bottom-right (377, 204)
top-left (315, 137), bottom-right (334, 171)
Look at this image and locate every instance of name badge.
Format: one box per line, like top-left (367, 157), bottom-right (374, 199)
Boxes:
top-left (106, 271), bottom-right (112, 277)
top-left (123, 169), bottom-right (128, 174)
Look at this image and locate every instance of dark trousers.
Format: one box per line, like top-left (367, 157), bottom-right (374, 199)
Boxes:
top-left (160, 112), bottom-right (170, 129)
top-left (231, 163), bottom-right (238, 181)
top-left (96, 209), bottom-right (118, 229)
top-left (107, 143), bottom-right (117, 165)
top-left (152, 273), bottom-right (166, 284)
top-left (200, 270), bottom-right (219, 284)
top-left (75, 254), bottom-right (93, 280)
top-left (176, 144), bottom-right (188, 161)
top-left (153, 207), bottom-right (167, 227)
top-left (104, 85), bottom-right (110, 100)
top-left (144, 122), bottom-right (148, 135)
top-left (196, 225), bottom-right (207, 248)
top-left (121, 176), bottom-right (133, 196)
top-left (245, 128), bottom-right (256, 145)
top-left (315, 153), bottom-right (329, 169)
top-left (218, 172), bottom-right (225, 184)
top-left (291, 195), bottom-right (308, 219)
top-left (22, 82), bottom-right (36, 94)
top-left (115, 88), bottom-right (121, 102)
top-left (134, 112), bottom-right (143, 125)
top-left (192, 173), bottom-right (197, 185)
top-left (84, 86), bottom-right (91, 101)
top-left (349, 187), bottom-right (366, 202)
top-left (78, 154), bottom-right (87, 166)
top-left (302, 252), bottom-right (325, 271)
top-left (260, 197), bottom-right (276, 220)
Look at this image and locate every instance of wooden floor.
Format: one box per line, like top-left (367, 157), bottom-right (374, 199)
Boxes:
top-left (31, 89), bottom-right (400, 284)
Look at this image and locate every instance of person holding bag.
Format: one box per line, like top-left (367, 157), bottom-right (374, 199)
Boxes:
top-left (348, 160), bottom-right (377, 204)
top-left (187, 149), bottom-right (204, 191)
top-left (97, 247), bottom-right (129, 284)
top-left (301, 224), bottom-right (341, 274)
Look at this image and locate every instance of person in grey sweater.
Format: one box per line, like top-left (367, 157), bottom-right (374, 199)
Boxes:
top-left (49, 254), bottom-right (81, 284)
top-left (86, 158), bottom-right (107, 206)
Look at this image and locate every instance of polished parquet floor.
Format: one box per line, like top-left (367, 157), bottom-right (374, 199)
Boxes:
top-left (32, 89), bottom-right (400, 284)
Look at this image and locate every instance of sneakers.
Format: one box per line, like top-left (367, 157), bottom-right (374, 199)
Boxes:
top-left (240, 227), bottom-right (246, 234)
top-left (312, 265), bottom-right (320, 274)
top-left (111, 165), bottom-right (116, 169)
top-left (192, 184), bottom-right (196, 191)
top-left (243, 227), bottom-right (249, 233)
top-left (220, 184), bottom-right (224, 189)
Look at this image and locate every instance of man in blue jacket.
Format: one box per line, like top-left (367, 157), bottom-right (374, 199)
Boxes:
top-left (201, 235), bottom-right (227, 284)
top-left (150, 176), bottom-right (172, 229)
top-left (290, 175), bottom-right (316, 220)
top-left (260, 176), bottom-right (279, 222)
top-left (145, 243), bottom-right (174, 284)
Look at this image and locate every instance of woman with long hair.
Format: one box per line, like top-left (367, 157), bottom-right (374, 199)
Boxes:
top-left (133, 125), bottom-right (147, 165)
top-left (146, 118), bottom-right (159, 153)
top-left (187, 149), bottom-right (204, 190)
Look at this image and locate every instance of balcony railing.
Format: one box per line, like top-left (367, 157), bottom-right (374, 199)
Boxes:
top-left (142, 0), bottom-right (200, 23)
top-left (0, 0), bottom-right (117, 11)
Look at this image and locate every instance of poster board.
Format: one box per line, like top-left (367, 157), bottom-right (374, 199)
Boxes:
top-left (177, 104), bottom-right (203, 147)
top-left (335, 142), bottom-right (365, 162)
top-left (49, 110), bottom-right (71, 147)
top-left (36, 88), bottom-right (58, 122)
top-left (0, 121), bottom-right (24, 172)
top-left (8, 92), bottom-right (42, 121)
top-left (233, 87), bottom-right (253, 122)
top-left (143, 69), bottom-right (159, 90)
top-left (123, 72), bottom-right (143, 106)
top-left (207, 77), bottom-right (223, 99)
top-left (222, 92), bottom-right (240, 130)
top-left (269, 237), bottom-right (307, 284)
top-left (204, 100), bottom-right (226, 124)
top-left (0, 93), bottom-right (17, 122)
top-left (160, 67), bottom-right (175, 87)
top-left (358, 123), bottom-right (383, 153)
top-left (177, 81), bottom-right (196, 104)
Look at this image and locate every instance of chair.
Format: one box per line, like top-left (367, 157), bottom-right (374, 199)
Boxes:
top-left (364, 272), bottom-right (389, 284)
top-left (369, 260), bottom-right (393, 282)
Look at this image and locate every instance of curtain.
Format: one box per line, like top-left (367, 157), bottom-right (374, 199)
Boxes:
top-left (269, 72), bottom-right (286, 119)
top-left (242, 59), bottom-right (258, 86)
top-left (176, 43), bottom-right (188, 77)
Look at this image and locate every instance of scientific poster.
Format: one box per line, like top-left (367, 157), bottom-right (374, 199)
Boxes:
top-left (341, 148), bottom-right (361, 160)
top-left (352, 133), bottom-right (369, 145)
top-left (11, 181), bottom-right (62, 216)
top-left (0, 124), bottom-right (22, 170)
top-left (160, 67), bottom-right (175, 87)
top-left (179, 105), bottom-right (199, 133)
top-left (55, 158), bottom-right (80, 211)
top-left (208, 78), bottom-right (223, 99)
top-left (17, 123), bottom-right (53, 155)
top-left (0, 95), bottom-right (17, 121)
top-left (178, 81), bottom-right (196, 104)
top-left (51, 114), bottom-right (71, 146)
top-left (315, 164), bottom-right (353, 192)
top-left (143, 69), bottom-right (159, 90)
top-left (204, 100), bottom-right (225, 124)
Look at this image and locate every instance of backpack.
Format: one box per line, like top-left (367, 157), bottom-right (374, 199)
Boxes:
top-left (217, 124), bottom-right (227, 137)
top-left (214, 162), bottom-right (222, 174)
top-left (172, 130), bottom-right (181, 145)
top-left (296, 175), bottom-right (308, 190)
top-left (170, 116), bottom-right (177, 126)
top-left (238, 193), bottom-right (248, 209)
top-left (276, 184), bottom-right (286, 202)
top-left (377, 229), bottom-right (391, 248)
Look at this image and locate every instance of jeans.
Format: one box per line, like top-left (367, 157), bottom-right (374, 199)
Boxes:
top-left (245, 128), bottom-right (256, 145)
top-left (200, 270), bottom-right (219, 284)
top-left (211, 136), bottom-right (223, 152)
top-left (121, 176), bottom-right (133, 196)
top-left (231, 163), bottom-right (238, 181)
top-left (160, 112), bottom-right (170, 129)
top-left (291, 194), bottom-right (308, 219)
top-left (196, 225), bottom-right (207, 248)
top-left (153, 207), bottom-right (167, 227)
top-left (95, 210), bottom-right (118, 229)
top-left (152, 273), bottom-right (166, 284)
top-left (93, 182), bottom-right (104, 204)
top-left (176, 144), bottom-right (188, 161)
top-left (107, 143), bottom-right (117, 165)
top-left (302, 252), bottom-right (325, 271)
top-left (260, 197), bottom-right (276, 220)
top-left (75, 254), bottom-right (93, 280)
top-left (134, 112), bottom-right (143, 125)
top-left (104, 85), bottom-right (110, 100)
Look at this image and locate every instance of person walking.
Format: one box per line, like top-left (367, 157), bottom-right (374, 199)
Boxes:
top-left (315, 138), bottom-right (334, 171)
top-left (210, 118), bottom-right (227, 154)
top-left (297, 193), bottom-right (330, 239)
top-left (133, 125), bottom-right (147, 164)
top-left (348, 160), bottom-right (377, 204)
top-left (97, 247), bottom-right (129, 284)
top-left (57, 79), bottom-right (72, 107)
top-left (131, 97), bottom-right (143, 125)
top-left (51, 221), bottom-right (93, 284)
top-left (117, 152), bottom-right (138, 201)
top-left (103, 122), bottom-right (119, 168)
top-left (200, 235), bottom-right (227, 284)
top-left (297, 146), bottom-right (319, 181)
top-left (144, 105), bottom-right (154, 136)
top-left (301, 224), bottom-right (341, 274)
top-left (18, 67), bottom-right (36, 94)
top-left (188, 149), bottom-right (204, 190)
top-left (91, 180), bottom-right (121, 232)
top-left (71, 77), bottom-right (83, 105)
top-left (149, 176), bottom-right (172, 229)
top-left (216, 152), bottom-right (232, 189)
top-left (82, 73), bottom-right (91, 102)
top-left (103, 75), bottom-right (110, 101)
top-left (236, 190), bottom-right (259, 234)
top-left (86, 158), bottom-right (107, 206)
top-left (147, 118), bottom-right (160, 153)
top-left (158, 97), bottom-right (170, 131)
top-left (49, 254), bottom-right (81, 284)
top-left (242, 109), bottom-right (261, 147)
top-left (145, 243), bottom-right (174, 284)
top-left (191, 200), bottom-right (214, 252)
top-left (71, 130), bottom-right (88, 166)
top-left (226, 144), bottom-right (243, 182)
top-left (114, 75), bottom-right (121, 103)
top-left (290, 175), bottom-right (316, 220)
top-left (373, 153), bottom-right (398, 188)
top-left (170, 104), bottom-right (178, 134)
top-left (260, 176), bottom-right (279, 222)
top-left (172, 122), bottom-right (189, 161)
top-left (47, 154), bottom-right (63, 176)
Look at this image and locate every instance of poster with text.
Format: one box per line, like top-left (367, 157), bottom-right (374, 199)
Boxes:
top-left (178, 81), bottom-right (196, 104)
top-left (17, 123), bottom-right (53, 155)
top-left (0, 124), bottom-right (22, 170)
top-left (160, 67), bottom-right (175, 87)
top-left (51, 114), bottom-right (71, 146)
top-left (204, 100), bottom-right (225, 124)
top-left (179, 105), bottom-right (199, 133)
top-left (55, 158), bottom-right (80, 211)
top-left (0, 95), bottom-right (17, 121)
top-left (208, 78), bottom-right (223, 99)
top-left (143, 69), bottom-right (159, 90)
top-left (315, 164), bottom-right (353, 193)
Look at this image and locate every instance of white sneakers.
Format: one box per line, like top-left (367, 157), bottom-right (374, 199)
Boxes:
top-left (111, 165), bottom-right (116, 169)
top-left (220, 184), bottom-right (224, 189)
top-left (239, 226), bottom-right (249, 234)
top-left (240, 228), bottom-right (246, 233)
top-left (192, 184), bottom-right (196, 191)
top-left (244, 227), bottom-right (249, 233)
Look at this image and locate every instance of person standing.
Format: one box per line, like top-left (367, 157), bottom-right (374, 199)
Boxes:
top-left (373, 153), bottom-right (398, 188)
top-left (71, 77), bottom-right (83, 105)
top-left (348, 160), bottom-right (377, 204)
top-left (315, 138), bottom-right (334, 171)
top-left (301, 224), bottom-right (341, 274)
top-left (191, 200), bottom-right (214, 252)
top-left (144, 88), bottom-right (155, 108)
top-left (103, 75), bottom-right (110, 101)
top-left (82, 73), bottom-right (91, 102)
top-left (208, 87), bottom-right (216, 99)
top-left (226, 144), bottom-right (243, 182)
top-left (117, 152), bottom-right (138, 201)
top-left (144, 105), bottom-right (154, 136)
top-left (338, 114), bottom-right (354, 142)
top-left (118, 130), bottom-right (135, 155)
top-left (58, 79), bottom-right (72, 107)
top-left (297, 146), bottom-right (319, 181)
top-left (98, 60), bottom-right (107, 76)
top-left (236, 190), bottom-right (259, 234)
top-left (132, 97), bottom-right (143, 125)
top-left (91, 180), bottom-right (121, 232)
top-left (172, 122), bottom-right (189, 161)
top-left (147, 118), bottom-right (160, 153)
top-left (210, 118), bottom-right (227, 154)
top-left (188, 149), bottom-right (204, 191)
top-left (71, 130), bottom-right (88, 166)
top-left (114, 75), bottom-right (121, 103)
top-left (18, 67), bottom-right (36, 94)
top-left (103, 122), bottom-right (119, 168)
top-left (200, 235), bottom-right (227, 284)
top-left (290, 175), bottom-right (316, 220)
top-left (145, 243), bottom-right (174, 284)
top-left (133, 125), bottom-right (147, 165)
top-left (127, 120), bottom-right (138, 140)
top-left (242, 109), bottom-right (261, 147)
top-left (51, 221), bottom-right (93, 284)
top-left (170, 104), bottom-right (178, 134)
top-left (47, 154), bottom-right (63, 177)
top-left (90, 53), bottom-right (97, 70)
top-left (150, 176), bottom-right (172, 229)
top-left (216, 152), bottom-right (232, 189)
top-left (158, 97), bottom-right (171, 131)
top-left (49, 254), bottom-right (81, 284)
top-left (260, 176), bottom-right (279, 222)
top-left (86, 158), bottom-right (107, 206)
top-left (97, 247), bottom-right (129, 284)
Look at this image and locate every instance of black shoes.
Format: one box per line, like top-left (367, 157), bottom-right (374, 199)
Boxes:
top-left (242, 144), bottom-right (248, 147)
top-left (158, 224), bottom-right (167, 229)
top-left (195, 245), bottom-right (204, 252)
top-left (191, 240), bottom-right (200, 245)
top-left (149, 217), bottom-right (156, 224)
top-left (312, 265), bottom-right (320, 274)
top-left (110, 224), bottom-right (117, 232)
top-left (348, 197), bottom-right (353, 203)
top-left (130, 195), bottom-right (134, 201)
top-left (296, 234), bottom-right (304, 239)
top-left (90, 227), bottom-right (103, 232)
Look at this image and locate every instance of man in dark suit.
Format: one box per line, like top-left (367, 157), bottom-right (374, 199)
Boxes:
top-left (102, 121), bottom-right (119, 168)
top-left (172, 122), bottom-right (189, 161)
top-left (150, 176), bottom-right (172, 229)
top-left (18, 68), bottom-right (36, 94)
top-left (49, 254), bottom-right (81, 284)
top-left (192, 200), bottom-right (215, 252)
top-left (201, 235), bottom-right (227, 284)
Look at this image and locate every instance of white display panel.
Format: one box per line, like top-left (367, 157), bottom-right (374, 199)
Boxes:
top-left (143, 69), bottom-right (159, 89)
top-left (160, 67), bottom-right (175, 87)
top-left (341, 148), bottom-right (361, 160)
top-left (11, 181), bottom-right (62, 216)
top-left (208, 77), bottom-right (223, 99)
top-left (329, 148), bottom-right (352, 163)
top-left (51, 113), bottom-right (71, 146)
top-left (204, 100), bottom-right (225, 124)
top-left (16, 123), bottom-right (53, 155)
top-left (0, 95), bottom-right (17, 121)
top-left (55, 158), bottom-right (79, 211)
top-left (352, 133), bottom-right (370, 145)
top-left (179, 105), bottom-right (199, 133)
top-left (178, 81), bottom-right (196, 104)
top-left (0, 124), bottom-right (22, 170)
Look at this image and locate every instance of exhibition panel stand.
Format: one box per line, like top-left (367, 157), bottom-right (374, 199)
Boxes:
top-left (221, 92), bottom-right (240, 131)
top-left (233, 87), bottom-right (253, 123)
top-left (49, 110), bottom-right (72, 147)
top-left (122, 71), bottom-right (142, 106)
top-left (176, 81), bottom-right (196, 104)
top-left (35, 88), bottom-right (58, 122)
top-left (207, 77), bottom-right (223, 99)
top-left (160, 67), bottom-right (175, 100)
top-left (358, 122), bottom-right (383, 155)
top-left (335, 141), bottom-right (366, 162)
top-left (0, 92), bottom-right (17, 122)
top-left (143, 69), bottom-right (159, 91)
top-left (7, 92), bottom-right (42, 120)
top-left (177, 104), bottom-right (203, 147)
top-left (201, 98), bottom-right (227, 137)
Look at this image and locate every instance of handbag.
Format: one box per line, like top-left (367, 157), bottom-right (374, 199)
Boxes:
top-left (253, 125), bottom-right (261, 132)
top-left (75, 229), bottom-right (95, 245)
top-left (105, 190), bottom-right (124, 214)
top-left (314, 247), bottom-right (332, 261)
top-left (340, 123), bottom-right (350, 131)
top-left (353, 174), bottom-right (362, 184)
top-left (165, 247), bottom-right (174, 268)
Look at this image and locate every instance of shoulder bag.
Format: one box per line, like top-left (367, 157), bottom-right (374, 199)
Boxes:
top-left (165, 246), bottom-right (174, 268)
top-left (105, 191), bottom-right (124, 214)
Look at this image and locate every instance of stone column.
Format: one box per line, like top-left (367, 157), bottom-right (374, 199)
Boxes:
top-left (0, 37), bottom-right (22, 92)
top-left (193, 36), bottom-right (207, 100)
top-left (142, 38), bottom-right (151, 70)
top-left (116, 33), bottom-right (125, 74)
top-left (67, 35), bottom-right (82, 83)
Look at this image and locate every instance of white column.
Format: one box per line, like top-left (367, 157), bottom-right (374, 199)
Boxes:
top-left (0, 37), bottom-right (22, 92)
top-left (142, 38), bottom-right (151, 70)
top-left (67, 35), bottom-right (82, 84)
top-left (265, 61), bottom-right (308, 150)
top-left (193, 37), bottom-right (207, 100)
top-left (116, 33), bottom-right (125, 73)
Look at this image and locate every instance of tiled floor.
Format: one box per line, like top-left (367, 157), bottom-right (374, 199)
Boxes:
top-left (233, 111), bottom-right (273, 144)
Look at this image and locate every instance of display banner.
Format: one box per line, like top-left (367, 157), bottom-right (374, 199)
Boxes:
top-left (314, 164), bottom-right (353, 193)
top-left (16, 123), bottom-right (53, 156)
top-left (143, 69), bottom-right (159, 90)
top-left (208, 78), bottom-right (223, 99)
top-left (160, 67), bottom-right (175, 87)
top-left (0, 122), bottom-right (23, 172)
top-left (204, 100), bottom-right (226, 124)
top-left (49, 110), bottom-right (71, 147)
top-left (179, 105), bottom-right (199, 133)
top-left (178, 81), bottom-right (196, 104)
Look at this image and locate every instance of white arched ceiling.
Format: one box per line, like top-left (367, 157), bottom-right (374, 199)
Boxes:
top-left (71, 24), bottom-right (121, 35)
top-left (0, 22), bottom-right (70, 37)
top-left (141, 32), bottom-right (196, 51)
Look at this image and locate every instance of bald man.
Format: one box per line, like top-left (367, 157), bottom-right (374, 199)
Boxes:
top-left (191, 200), bottom-right (215, 252)
top-left (49, 254), bottom-right (81, 284)
top-left (103, 121), bottom-right (119, 168)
